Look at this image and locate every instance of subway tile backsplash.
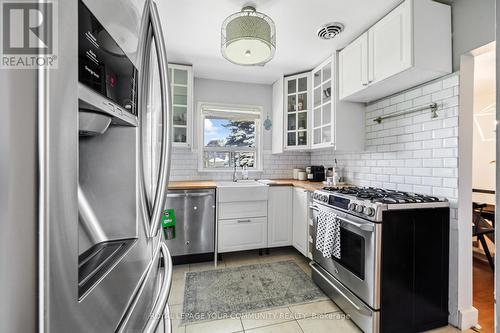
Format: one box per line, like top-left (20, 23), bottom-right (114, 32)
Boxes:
top-left (170, 72), bottom-right (460, 212)
top-left (311, 72), bottom-right (460, 206)
top-left (169, 149), bottom-right (310, 181)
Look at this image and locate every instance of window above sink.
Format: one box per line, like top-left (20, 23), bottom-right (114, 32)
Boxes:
top-left (198, 102), bottom-right (263, 172)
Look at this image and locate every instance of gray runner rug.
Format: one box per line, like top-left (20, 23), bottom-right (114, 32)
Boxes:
top-left (181, 260), bottom-right (328, 324)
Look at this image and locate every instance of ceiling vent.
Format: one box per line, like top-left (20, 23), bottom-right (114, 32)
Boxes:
top-left (316, 22), bottom-right (344, 40)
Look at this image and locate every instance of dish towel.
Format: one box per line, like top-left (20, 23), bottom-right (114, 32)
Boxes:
top-left (315, 210), bottom-right (341, 259)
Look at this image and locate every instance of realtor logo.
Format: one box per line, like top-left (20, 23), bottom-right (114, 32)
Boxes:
top-left (1, 0), bottom-right (58, 68)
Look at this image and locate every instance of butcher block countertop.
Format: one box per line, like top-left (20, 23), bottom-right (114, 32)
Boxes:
top-left (168, 179), bottom-right (351, 191)
top-left (168, 180), bottom-right (217, 190)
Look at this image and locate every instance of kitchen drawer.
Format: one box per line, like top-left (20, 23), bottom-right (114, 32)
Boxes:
top-left (218, 201), bottom-right (267, 220)
top-left (218, 217), bottom-right (267, 253)
top-left (217, 186), bottom-right (268, 202)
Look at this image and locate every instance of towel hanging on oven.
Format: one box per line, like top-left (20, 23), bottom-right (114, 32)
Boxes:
top-left (315, 210), bottom-right (341, 259)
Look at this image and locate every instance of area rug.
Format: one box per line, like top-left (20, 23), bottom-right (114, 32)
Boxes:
top-left (181, 260), bottom-right (328, 324)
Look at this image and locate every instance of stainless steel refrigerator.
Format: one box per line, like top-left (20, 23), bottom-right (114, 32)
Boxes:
top-left (0, 0), bottom-right (173, 332)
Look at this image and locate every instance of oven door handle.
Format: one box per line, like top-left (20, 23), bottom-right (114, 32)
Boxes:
top-left (309, 262), bottom-right (372, 316)
top-left (310, 205), bottom-right (375, 232)
top-left (335, 215), bottom-right (375, 232)
top-left (309, 205), bottom-right (319, 211)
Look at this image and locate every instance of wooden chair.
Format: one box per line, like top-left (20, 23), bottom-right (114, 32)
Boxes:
top-left (472, 203), bottom-right (495, 271)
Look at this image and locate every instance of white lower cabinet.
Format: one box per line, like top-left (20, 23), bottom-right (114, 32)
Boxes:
top-left (216, 186), bottom-right (311, 257)
top-left (218, 217), bottom-right (268, 253)
top-left (292, 188), bottom-right (309, 256)
top-left (217, 186), bottom-right (269, 253)
top-left (219, 201), bottom-right (267, 220)
top-left (267, 187), bottom-right (293, 247)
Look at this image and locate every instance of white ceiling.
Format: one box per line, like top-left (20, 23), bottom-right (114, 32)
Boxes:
top-left (158, 0), bottom-right (402, 84)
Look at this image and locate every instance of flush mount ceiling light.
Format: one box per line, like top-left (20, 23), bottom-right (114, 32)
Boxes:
top-left (221, 6), bottom-right (276, 66)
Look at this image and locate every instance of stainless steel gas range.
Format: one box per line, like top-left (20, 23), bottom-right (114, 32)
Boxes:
top-left (309, 187), bottom-right (450, 333)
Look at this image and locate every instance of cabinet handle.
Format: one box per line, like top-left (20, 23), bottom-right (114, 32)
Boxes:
top-left (237, 219), bottom-right (252, 223)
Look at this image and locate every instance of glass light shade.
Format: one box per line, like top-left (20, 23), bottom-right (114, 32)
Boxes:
top-left (221, 7), bottom-right (276, 66)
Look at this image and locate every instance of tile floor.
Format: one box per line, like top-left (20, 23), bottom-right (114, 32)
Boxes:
top-left (168, 248), bottom-right (473, 333)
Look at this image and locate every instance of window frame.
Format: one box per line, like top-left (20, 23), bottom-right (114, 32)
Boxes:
top-left (197, 102), bottom-right (263, 172)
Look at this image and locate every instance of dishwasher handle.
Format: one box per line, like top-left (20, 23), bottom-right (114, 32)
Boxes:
top-left (167, 192), bottom-right (213, 198)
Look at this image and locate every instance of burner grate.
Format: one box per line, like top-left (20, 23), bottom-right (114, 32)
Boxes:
top-left (322, 186), bottom-right (443, 204)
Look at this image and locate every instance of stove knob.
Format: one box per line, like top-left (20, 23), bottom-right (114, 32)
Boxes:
top-left (348, 203), bottom-right (357, 211)
top-left (322, 195), bottom-right (328, 202)
top-left (355, 205), bottom-right (364, 213)
top-left (363, 207), bottom-right (375, 217)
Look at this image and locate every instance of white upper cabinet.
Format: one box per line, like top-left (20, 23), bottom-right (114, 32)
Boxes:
top-left (368, 0), bottom-right (412, 84)
top-left (168, 64), bottom-right (193, 148)
top-left (271, 55), bottom-right (365, 153)
top-left (312, 57), bottom-right (334, 148)
top-left (338, 32), bottom-right (368, 100)
top-left (339, 0), bottom-right (451, 102)
top-left (284, 73), bottom-right (311, 150)
top-left (311, 55), bottom-right (365, 151)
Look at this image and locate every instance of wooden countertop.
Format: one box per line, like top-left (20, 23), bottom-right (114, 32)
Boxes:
top-left (168, 179), bottom-right (350, 191)
top-left (265, 179), bottom-right (325, 191)
top-left (265, 179), bottom-right (351, 191)
top-left (168, 180), bottom-right (217, 190)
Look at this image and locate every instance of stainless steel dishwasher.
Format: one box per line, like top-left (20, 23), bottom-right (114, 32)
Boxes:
top-left (164, 189), bottom-right (215, 262)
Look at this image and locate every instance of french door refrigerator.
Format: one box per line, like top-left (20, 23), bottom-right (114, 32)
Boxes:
top-left (0, 0), bottom-right (173, 332)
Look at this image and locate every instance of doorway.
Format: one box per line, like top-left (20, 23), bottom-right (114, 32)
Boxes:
top-left (472, 47), bottom-right (496, 333)
top-left (460, 42), bottom-right (496, 333)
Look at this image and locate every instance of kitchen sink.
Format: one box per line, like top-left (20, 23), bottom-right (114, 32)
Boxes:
top-left (217, 180), bottom-right (268, 202)
top-left (216, 180), bottom-right (267, 187)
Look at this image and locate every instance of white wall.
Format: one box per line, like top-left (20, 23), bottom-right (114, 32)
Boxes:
top-left (192, 78), bottom-right (273, 150)
top-left (451, 0), bottom-right (495, 70)
top-left (472, 51), bottom-right (496, 205)
top-left (495, 2), bottom-right (500, 330)
top-left (311, 73), bottom-right (469, 327)
top-left (169, 78), bottom-right (311, 181)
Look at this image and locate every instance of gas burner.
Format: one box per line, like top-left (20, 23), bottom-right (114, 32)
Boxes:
top-left (322, 186), bottom-right (443, 204)
top-left (323, 187), bottom-right (359, 195)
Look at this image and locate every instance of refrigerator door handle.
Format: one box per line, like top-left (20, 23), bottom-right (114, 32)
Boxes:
top-left (137, 13), bottom-right (156, 238)
top-left (138, 0), bottom-right (173, 238)
top-left (148, 0), bottom-right (172, 238)
top-left (144, 242), bottom-right (173, 333)
top-left (162, 305), bottom-right (172, 333)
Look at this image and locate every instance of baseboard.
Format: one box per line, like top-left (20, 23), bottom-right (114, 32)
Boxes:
top-left (452, 307), bottom-right (479, 330)
top-left (172, 252), bottom-right (214, 265)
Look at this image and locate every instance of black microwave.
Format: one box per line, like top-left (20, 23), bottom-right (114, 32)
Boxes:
top-left (78, 1), bottom-right (137, 115)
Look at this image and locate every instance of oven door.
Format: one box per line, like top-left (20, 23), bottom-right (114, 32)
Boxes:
top-left (311, 202), bottom-right (381, 310)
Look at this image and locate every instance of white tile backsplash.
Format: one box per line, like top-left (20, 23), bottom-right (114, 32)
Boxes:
top-left (169, 149), bottom-right (310, 181)
top-left (311, 73), bottom-right (460, 207)
top-left (171, 72), bottom-right (460, 210)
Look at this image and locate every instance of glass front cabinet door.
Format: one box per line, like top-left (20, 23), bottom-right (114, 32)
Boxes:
top-left (311, 56), bottom-right (334, 149)
top-left (284, 73), bottom-right (310, 150)
top-left (168, 64), bottom-right (193, 147)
